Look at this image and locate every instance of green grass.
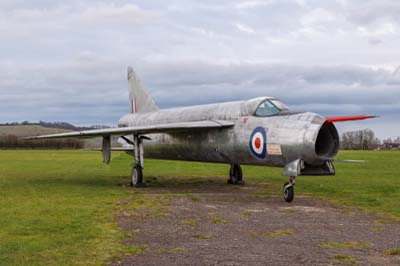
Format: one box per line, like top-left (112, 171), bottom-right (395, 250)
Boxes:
top-left (262, 229), bottom-right (296, 237)
top-left (384, 248), bottom-right (400, 256)
top-left (193, 234), bottom-right (212, 240)
top-left (207, 211), bottom-right (223, 216)
top-left (249, 229), bottom-right (296, 238)
top-left (169, 247), bottom-right (187, 253)
top-left (252, 150), bottom-right (400, 219)
top-left (155, 248), bottom-right (166, 254)
top-left (369, 227), bottom-right (385, 232)
top-left (300, 150), bottom-right (400, 219)
top-left (319, 241), bottom-right (372, 249)
top-left (0, 150), bottom-right (399, 265)
top-left (209, 218), bottom-right (228, 224)
top-left (331, 254), bottom-right (358, 264)
top-left (242, 210), bottom-right (252, 216)
top-left (179, 219), bottom-right (198, 226)
top-left (0, 150), bottom-right (145, 266)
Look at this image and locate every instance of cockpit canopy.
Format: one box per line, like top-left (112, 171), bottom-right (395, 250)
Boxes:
top-left (241, 97), bottom-right (289, 117)
top-left (255, 99), bottom-right (289, 117)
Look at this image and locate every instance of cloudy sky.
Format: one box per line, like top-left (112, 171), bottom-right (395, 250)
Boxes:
top-left (1, 0), bottom-right (399, 139)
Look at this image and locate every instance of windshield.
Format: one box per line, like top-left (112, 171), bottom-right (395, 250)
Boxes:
top-left (270, 99), bottom-right (288, 111)
top-left (255, 99), bottom-right (288, 117)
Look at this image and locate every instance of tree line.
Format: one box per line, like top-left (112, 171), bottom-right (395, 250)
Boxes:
top-left (0, 135), bottom-right (84, 149)
top-left (340, 129), bottom-right (399, 150)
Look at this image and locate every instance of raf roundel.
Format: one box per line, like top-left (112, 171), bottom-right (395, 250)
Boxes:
top-left (249, 127), bottom-right (267, 159)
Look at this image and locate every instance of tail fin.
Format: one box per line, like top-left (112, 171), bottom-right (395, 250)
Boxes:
top-left (127, 66), bottom-right (159, 114)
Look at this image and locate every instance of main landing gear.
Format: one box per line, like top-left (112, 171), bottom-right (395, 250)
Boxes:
top-left (131, 134), bottom-right (146, 187)
top-left (283, 176), bottom-right (295, 202)
top-left (227, 164), bottom-right (244, 185)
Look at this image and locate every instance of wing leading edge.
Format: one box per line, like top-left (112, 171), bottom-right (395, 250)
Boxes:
top-left (24, 120), bottom-right (234, 140)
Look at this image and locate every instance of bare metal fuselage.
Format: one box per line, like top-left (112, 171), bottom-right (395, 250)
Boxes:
top-left (118, 98), bottom-right (339, 168)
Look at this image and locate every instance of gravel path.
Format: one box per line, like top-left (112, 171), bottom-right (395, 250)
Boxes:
top-left (112, 178), bottom-right (400, 266)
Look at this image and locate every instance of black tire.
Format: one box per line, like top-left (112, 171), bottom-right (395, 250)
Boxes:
top-left (228, 164), bottom-right (243, 185)
top-left (236, 165), bottom-right (243, 182)
top-left (236, 165), bottom-right (244, 185)
top-left (283, 182), bottom-right (294, 202)
top-left (228, 165), bottom-right (236, 184)
top-left (131, 166), bottom-right (143, 187)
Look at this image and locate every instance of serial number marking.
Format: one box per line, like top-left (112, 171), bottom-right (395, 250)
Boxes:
top-left (267, 144), bottom-right (282, 156)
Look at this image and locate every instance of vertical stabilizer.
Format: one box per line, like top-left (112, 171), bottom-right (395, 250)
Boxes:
top-left (127, 66), bottom-right (159, 113)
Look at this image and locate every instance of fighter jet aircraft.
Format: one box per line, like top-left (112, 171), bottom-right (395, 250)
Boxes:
top-left (27, 67), bottom-right (376, 202)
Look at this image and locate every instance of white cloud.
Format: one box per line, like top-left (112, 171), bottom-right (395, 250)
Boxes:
top-left (235, 0), bottom-right (274, 9)
top-left (77, 3), bottom-right (159, 26)
top-left (235, 23), bottom-right (256, 34)
top-left (0, 0), bottom-right (400, 138)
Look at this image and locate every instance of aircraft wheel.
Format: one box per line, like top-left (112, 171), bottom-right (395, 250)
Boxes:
top-left (283, 182), bottom-right (294, 202)
top-left (131, 166), bottom-right (146, 187)
top-left (228, 164), bottom-right (244, 185)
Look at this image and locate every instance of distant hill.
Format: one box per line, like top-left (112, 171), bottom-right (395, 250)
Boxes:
top-left (0, 125), bottom-right (71, 137)
top-left (0, 122), bottom-right (118, 149)
top-left (0, 125), bottom-right (84, 149)
top-left (0, 121), bottom-right (111, 131)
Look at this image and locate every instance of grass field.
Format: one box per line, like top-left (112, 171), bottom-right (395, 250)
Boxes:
top-left (0, 150), bottom-right (399, 265)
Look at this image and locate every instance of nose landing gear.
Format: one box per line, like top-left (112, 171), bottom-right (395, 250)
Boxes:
top-left (283, 176), bottom-right (295, 202)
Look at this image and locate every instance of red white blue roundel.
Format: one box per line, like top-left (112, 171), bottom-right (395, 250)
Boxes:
top-left (249, 127), bottom-right (267, 159)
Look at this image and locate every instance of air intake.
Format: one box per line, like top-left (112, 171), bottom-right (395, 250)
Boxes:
top-left (315, 122), bottom-right (340, 159)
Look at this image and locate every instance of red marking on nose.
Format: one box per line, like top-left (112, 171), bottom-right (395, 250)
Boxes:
top-left (255, 137), bottom-right (261, 149)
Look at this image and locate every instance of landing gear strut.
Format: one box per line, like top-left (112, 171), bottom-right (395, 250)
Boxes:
top-left (227, 164), bottom-right (244, 185)
top-left (130, 134), bottom-right (146, 187)
top-left (283, 176), bottom-right (295, 202)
